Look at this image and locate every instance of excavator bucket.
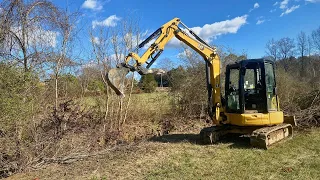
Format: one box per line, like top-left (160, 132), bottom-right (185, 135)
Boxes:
top-left (106, 67), bottom-right (130, 97)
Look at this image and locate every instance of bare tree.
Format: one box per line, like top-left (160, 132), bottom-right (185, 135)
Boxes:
top-left (0, 0), bottom-right (59, 72)
top-left (297, 31), bottom-right (307, 57)
top-left (90, 26), bottom-right (112, 131)
top-left (311, 26), bottom-right (320, 53)
top-left (90, 14), bottom-right (143, 133)
top-left (308, 32), bottom-right (318, 78)
top-left (308, 35), bottom-right (314, 56)
top-left (265, 38), bottom-right (279, 61)
top-left (178, 44), bottom-right (202, 68)
top-left (0, 0), bottom-right (15, 45)
top-left (278, 37), bottom-right (295, 59)
top-left (277, 37), bottom-right (295, 71)
top-left (42, 9), bottom-right (79, 110)
top-left (297, 31), bottom-right (307, 77)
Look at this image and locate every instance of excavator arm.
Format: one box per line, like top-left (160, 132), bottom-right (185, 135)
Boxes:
top-left (106, 18), bottom-right (222, 123)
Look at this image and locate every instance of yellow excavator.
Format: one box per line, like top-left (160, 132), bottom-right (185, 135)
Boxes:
top-left (106, 18), bottom-right (296, 149)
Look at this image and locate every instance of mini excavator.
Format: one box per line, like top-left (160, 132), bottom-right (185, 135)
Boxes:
top-left (106, 18), bottom-right (296, 149)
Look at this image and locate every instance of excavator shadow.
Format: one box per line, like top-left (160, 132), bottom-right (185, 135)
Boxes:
top-left (149, 133), bottom-right (251, 149)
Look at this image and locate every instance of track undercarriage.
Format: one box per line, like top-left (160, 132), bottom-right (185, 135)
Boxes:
top-left (199, 123), bottom-right (293, 149)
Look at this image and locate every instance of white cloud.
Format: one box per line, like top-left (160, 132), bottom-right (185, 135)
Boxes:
top-left (167, 15), bottom-right (248, 48)
top-left (273, 2), bottom-right (279, 6)
top-left (81, 0), bottom-right (103, 11)
top-left (92, 15), bottom-right (121, 28)
top-left (1, 25), bottom-right (58, 59)
top-left (31, 28), bottom-right (58, 48)
top-left (11, 25), bottom-right (58, 48)
top-left (256, 16), bottom-right (266, 25)
top-left (177, 49), bottom-right (192, 59)
top-left (92, 36), bottom-right (100, 44)
top-left (280, 0), bottom-right (289, 9)
top-left (192, 15), bottom-right (248, 40)
top-left (305, 0), bottom-right (320, 2)
top-left (280, 5), bottom-right (300, 16)
top-left (82, 60), bottom-right (97, 68)
top-left (270, 8), bottom-right (277, 13)
top-left (256, 20), bottom-right (265, 25)
top-left (109, 53), bottom-right (125, 61)
top-left (249, 3), bottom-right (260, 12)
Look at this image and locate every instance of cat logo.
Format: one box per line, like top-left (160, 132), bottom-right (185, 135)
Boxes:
top-left (198, 44), bottom-right (204, 50)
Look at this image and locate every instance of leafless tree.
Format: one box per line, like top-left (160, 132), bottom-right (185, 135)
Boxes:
top-left (265, 38), bottom-right (279, 61)
top-left (297, 31), bottom-right (307, 58)
top-left (311, 26), bottom-right (320, 53)
top-left (89, 26), bottom-right (112, 131)
top-left (178, 44), bottom-right (202, 68)
top-left (277, 37), bottom-right (295, 71)
top-left (0, 0), bottom-right (59, 72)
top-left (90, 14), bottom-right (143, 132)
top-left (308, 35), bottom-right (314, 56)
top-left (0, 0), bottom-right (15, 45)
top-left (43, 9), bottom-right (79, 110)
top-left (278, 37), bottom-right (295, 59)
top-left (158, 57), bottom-right (175, 72)
top-left (297, 31), bottom-right (307, 77)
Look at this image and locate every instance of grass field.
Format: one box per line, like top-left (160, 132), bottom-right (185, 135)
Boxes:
top-left (8, 128), bottom-right (320, 180)
top-left (78, 92), bottom-right (171, 112)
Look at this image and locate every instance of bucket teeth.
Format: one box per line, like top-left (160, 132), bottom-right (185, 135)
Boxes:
top-left (106, 67), bottom-right (130, 97)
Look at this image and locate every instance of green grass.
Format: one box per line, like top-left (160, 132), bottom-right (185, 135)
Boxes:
top-left (130, 92), bottom-right (171, 111)
top-left (144, 129), bottom-right (320, 180)
top-left (8, 129), bottom-right (320, 180)
top-left (78, 92), bottom-right (171, 111)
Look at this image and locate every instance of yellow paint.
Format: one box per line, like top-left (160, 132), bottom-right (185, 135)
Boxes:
top-left (121, 17), bottom-right (285, 127)
top-left (227, 112), bottom-right (284, 126)
top-left (123, 17), bottom-right (222, 122)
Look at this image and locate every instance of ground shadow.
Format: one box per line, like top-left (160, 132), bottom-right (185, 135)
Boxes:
top-left (149, 133), bottom-right (199, 144)
top-left (221, 134), bottom-right (251, 149)
top-left (149, 133), bottom-right (252, 149)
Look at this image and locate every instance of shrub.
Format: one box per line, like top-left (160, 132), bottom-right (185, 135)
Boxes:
top-left (140, 74), bottom-right (158, 93)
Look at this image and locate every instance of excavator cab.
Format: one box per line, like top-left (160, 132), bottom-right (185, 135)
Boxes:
top-left (225, 59), bottom-right (279, 115)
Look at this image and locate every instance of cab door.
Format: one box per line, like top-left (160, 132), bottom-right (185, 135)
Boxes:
top-left (264, 62), bottom-right (278, 111)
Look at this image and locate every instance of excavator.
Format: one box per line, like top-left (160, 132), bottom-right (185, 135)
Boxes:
top-left (106, 18), bottom-right (296, 149)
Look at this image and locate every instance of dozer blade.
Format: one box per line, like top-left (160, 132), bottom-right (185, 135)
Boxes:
top-left (250, 123), bottom-right (293, 149)
top-left (106, 67), bottom-right (130, 97)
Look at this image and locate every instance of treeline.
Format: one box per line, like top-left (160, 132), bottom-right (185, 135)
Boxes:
top-left (0, 0), bottom-right (319, 177)
top-left (265, 27), bottom-right (320, 79)
top-left (263, 27), bottom-right (320, 113)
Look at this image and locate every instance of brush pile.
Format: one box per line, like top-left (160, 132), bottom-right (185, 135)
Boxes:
top-left (294, 90), bottom-right (320, 128)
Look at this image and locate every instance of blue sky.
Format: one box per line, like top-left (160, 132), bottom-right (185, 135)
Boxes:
top-left (52, 0), bottom-right (320, 66)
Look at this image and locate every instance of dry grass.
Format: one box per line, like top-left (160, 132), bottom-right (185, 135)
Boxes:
top-left (3, 92), bottom-right (320, 179)
top-left (1, 92), bottom-right (173, 178)
top-left (7, 128), bottom-right (320, 180)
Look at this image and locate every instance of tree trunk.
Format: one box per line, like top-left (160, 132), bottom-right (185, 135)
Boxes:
top-left (55, 74), bottom-right (58, 110)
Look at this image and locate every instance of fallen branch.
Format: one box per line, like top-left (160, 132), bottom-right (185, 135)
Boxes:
top-left (27, 143), bottom-right (137, 170)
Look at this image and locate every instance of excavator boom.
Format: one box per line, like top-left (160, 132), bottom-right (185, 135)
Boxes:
top-left (106, 17), bottom-right (295, 149)
top-left (106, 17), bottom-right (222, 123)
